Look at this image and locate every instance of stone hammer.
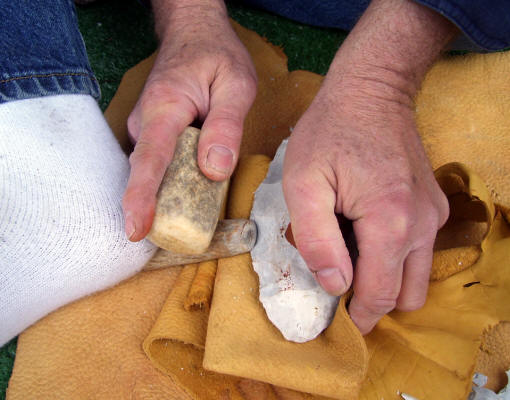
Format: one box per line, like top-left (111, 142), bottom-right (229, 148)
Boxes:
top-left (145, 126), bottom-right (256, 268)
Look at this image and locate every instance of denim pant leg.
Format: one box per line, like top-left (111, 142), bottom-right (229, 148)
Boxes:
top-left (0, 0), bottom-right (100, 104)
top-left (239, 0), bottom-right (370, 31)
top-left (240, 0), bottom-right (510, 51)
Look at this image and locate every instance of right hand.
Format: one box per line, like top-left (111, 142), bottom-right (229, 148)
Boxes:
top-left (123, 4), bottom-right (257, 241)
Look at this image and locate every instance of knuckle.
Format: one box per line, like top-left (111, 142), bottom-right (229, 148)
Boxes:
top-left (412, 210), bottom-right (441, 249)
top-left (363, 296), bottom-right (398, 316)
top-left (127, 112), bottom-right (139, 136)
top-left (379, 186), bottom-right (418, 243)
top-left (202, 120), bottom-right (243, 155)
top-left (387, 214), bottom-right (414, 247)
top-left (229, 60), bottom-right (257, 82)
top-left (208, 110), bottom-right (243, 134)
top-left (127, 170), bottom-right (161, 196)
top-left (282, 170), bottom-right (300, 193)
top-left (129, 140), bottom-right (169, 172)
top-left (397, 296), bottom-right (426, 312)
top-left (436, 191), bottom-right (450, 228)
top-left (424, 214), bottom-right (441, 240)
top-left (237, 69), bottom-right (258, 95)
top-left (223, 59), bottom-right (257, 91)
top-left (295, 236), bottom-right (331, 264)
top-left (140, 82), bottom-right (168, 107)
top-left (282, 168), bottom-right (314, 197)
top-left (387, 184), bottom-right (415, 213)
top-left (139, 81), bottom-right (193, 116)
top-left (283, 180), bottom-right (322, 218)
top-left (294, 235), bottom-right (342, 272)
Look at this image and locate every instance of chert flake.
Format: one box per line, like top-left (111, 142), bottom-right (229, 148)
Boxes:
top-left (250, 139), bottom-right (339, 343)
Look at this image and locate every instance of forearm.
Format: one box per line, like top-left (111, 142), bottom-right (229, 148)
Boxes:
top-left (327, 0), bottom-right (458, 107)
top-left (151, 0), bottom-right (227, 40)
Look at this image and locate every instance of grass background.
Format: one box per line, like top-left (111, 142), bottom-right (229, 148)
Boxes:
top-left (0, 1), bottom-right (345, 397)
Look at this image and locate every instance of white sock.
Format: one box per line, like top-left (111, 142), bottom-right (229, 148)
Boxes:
top-left (0, 94), bottom-right (156, 346)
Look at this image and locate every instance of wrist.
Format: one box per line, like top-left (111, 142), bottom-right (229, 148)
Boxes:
top-left (151, 0), bottom-right (228, 40)
top-left (326, 0), bottom-right (458, 105)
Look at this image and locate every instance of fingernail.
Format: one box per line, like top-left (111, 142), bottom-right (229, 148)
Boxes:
top-left (316, 268), bottom-right (348, 296)
top-left (125, 212), bottom-right (136, 241)
top-left (206, 145), bottom-right (233, 176)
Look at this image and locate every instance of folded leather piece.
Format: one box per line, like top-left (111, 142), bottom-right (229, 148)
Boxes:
top-left (143, 263), bottom-right (243, 399)
top-left (203, 155), bottom-right (368, 399)
top-left (431, 162), bottom-right (495, 281)
top-left (184, 260), bottom-right (218, 311)
top-left (359, 163), bottom-right (510, 399)
top-left (8, 20), bottom-right (510, 400)
top-left (184, 202), bottom-right (227, 311)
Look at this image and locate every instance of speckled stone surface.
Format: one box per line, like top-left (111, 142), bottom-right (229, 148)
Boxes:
top-left (148, 127), bottom-right (228, 254)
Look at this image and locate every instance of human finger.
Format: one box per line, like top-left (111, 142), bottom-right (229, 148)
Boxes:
top-left (197, 69), bottom-right (257, 181)
top-left (348, 203), bottom-right (414, 334)
top-left (396, 243), bottom-right (434, 311)
top-left (283, 169), bottom-right (353, 296)
top-left (123, 96), bottom-right (196, 241)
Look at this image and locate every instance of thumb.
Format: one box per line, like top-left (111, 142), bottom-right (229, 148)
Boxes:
top-left (197, 72), bottom-right (257, 181)
top-left (282, 168), bottom-right (353, 296)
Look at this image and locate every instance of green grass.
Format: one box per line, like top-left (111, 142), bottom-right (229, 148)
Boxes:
top-left (75, 0), bottom-right (158, 110)
top-left (0, 339), bottom-right (17, 399)
top-left (0, 1), bottom-right (343, 398)
top-left (227, 1), bottom-right (346, 74)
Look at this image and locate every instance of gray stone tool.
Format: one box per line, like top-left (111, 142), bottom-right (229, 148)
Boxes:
top-left (250, 139), bottom-right (340, 343)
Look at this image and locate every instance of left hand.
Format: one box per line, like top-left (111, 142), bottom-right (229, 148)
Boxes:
top-left (283, 76), bottom-right (449, 335)
top-left (282, 0), bottom-right (457, 334)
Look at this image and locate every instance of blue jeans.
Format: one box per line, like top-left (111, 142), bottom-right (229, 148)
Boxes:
top-left (0, 0), bottom-right (99, 104)
top-left (1, 0), bottom-right (509, 105)
top-left (242, 0), bottom-right (510, 51)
